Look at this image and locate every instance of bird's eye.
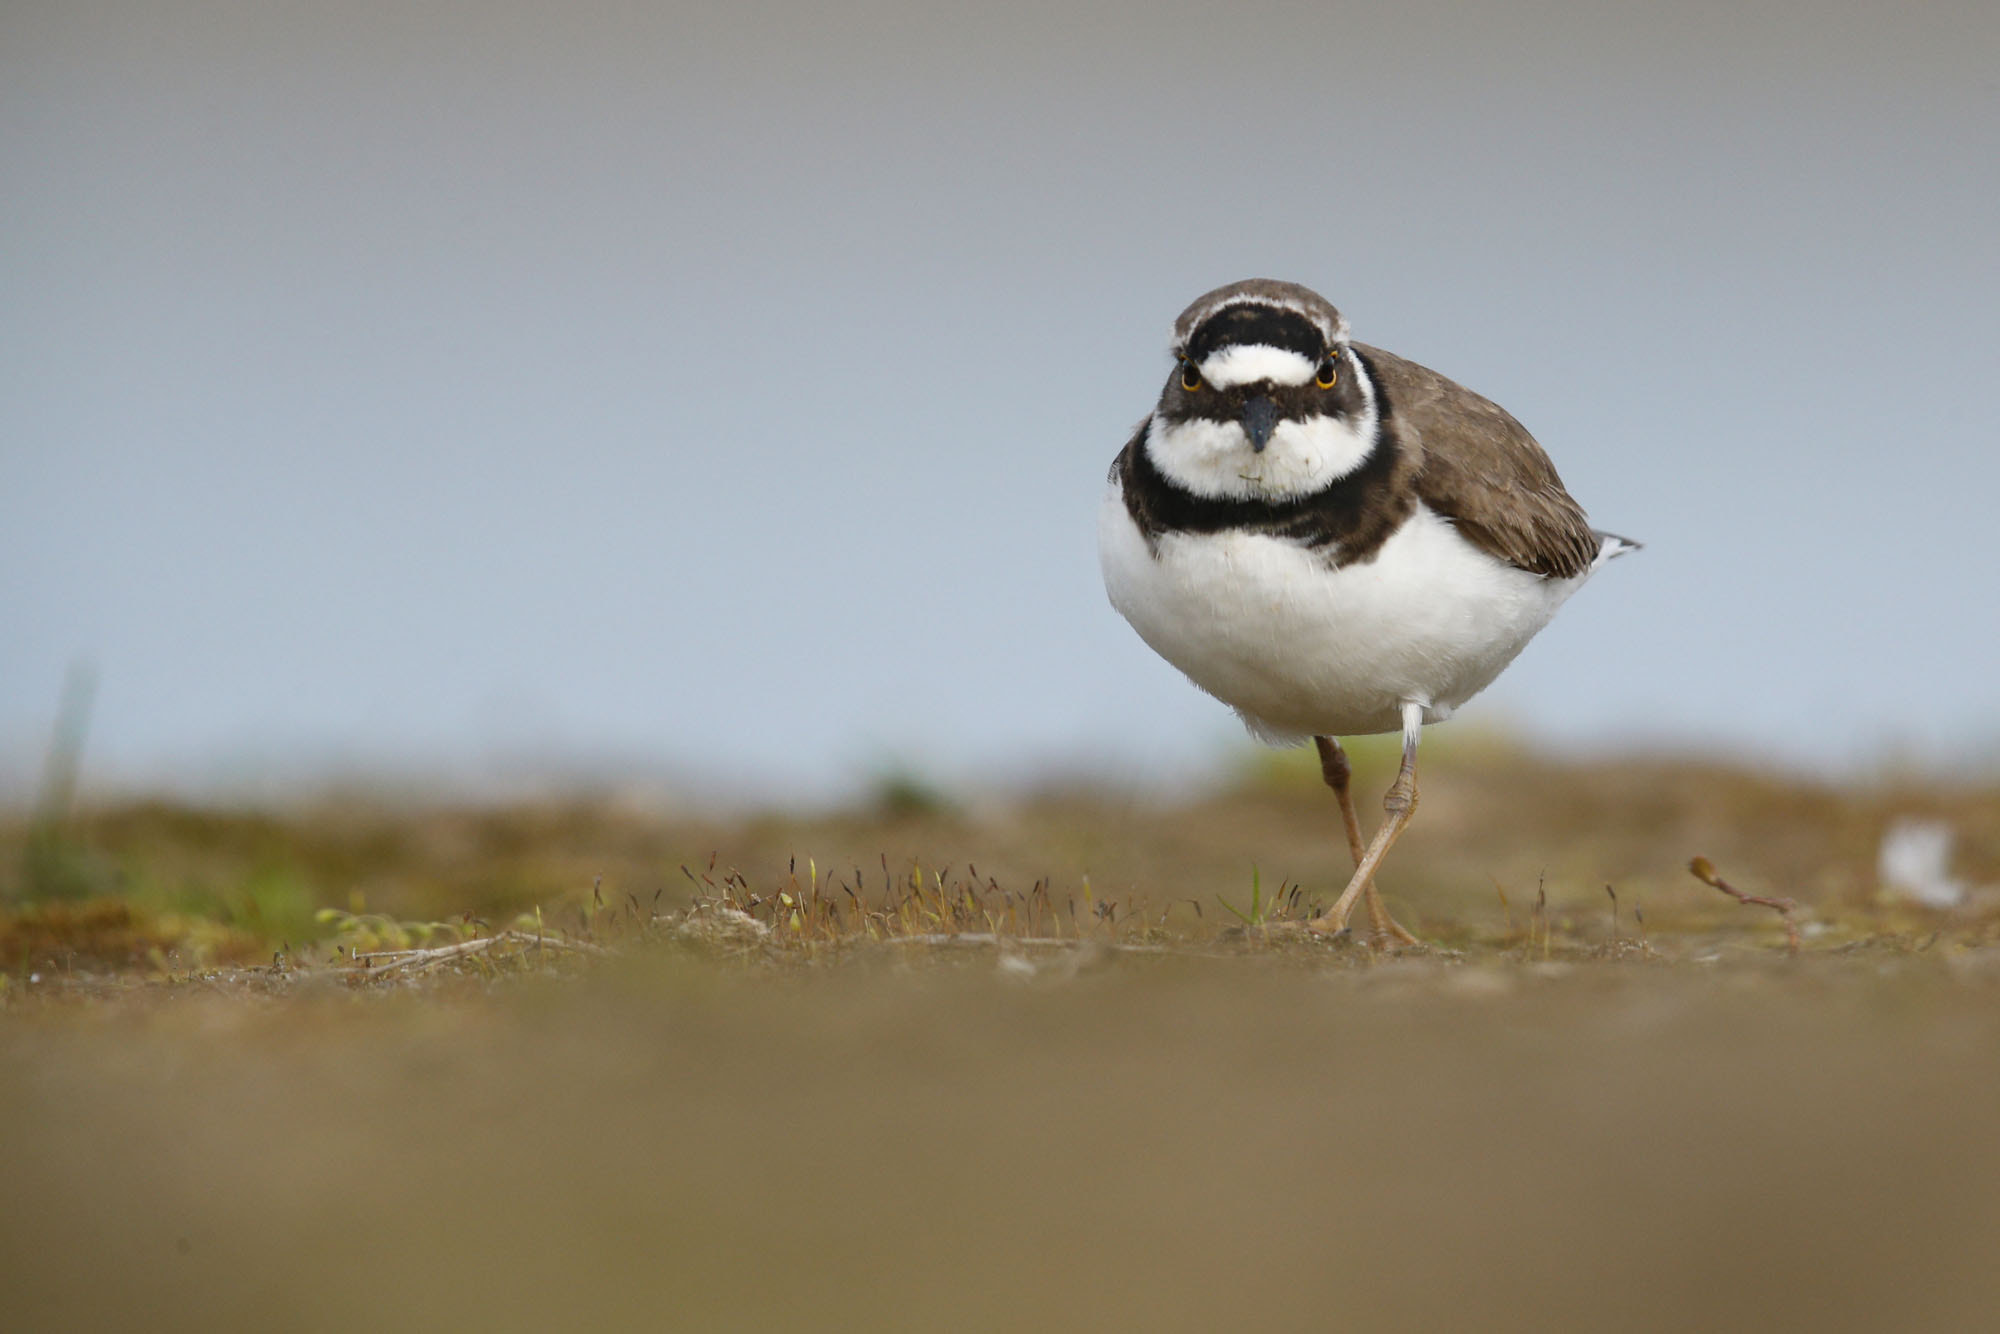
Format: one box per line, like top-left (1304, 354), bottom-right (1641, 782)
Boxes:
top-left (1315, 354), bottom-right (1339, 390)
top-left (1180, 360), bottom-right (1202, 392)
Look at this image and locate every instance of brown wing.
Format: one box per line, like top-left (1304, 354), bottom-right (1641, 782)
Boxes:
top-left (1356, 343), bottom-right (1599, 580)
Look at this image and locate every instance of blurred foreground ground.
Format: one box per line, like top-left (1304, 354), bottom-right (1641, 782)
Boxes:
top-left (4, 745), bottom-right (2000, 1330)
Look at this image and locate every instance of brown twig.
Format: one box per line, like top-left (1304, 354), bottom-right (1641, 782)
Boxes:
top-left (1688, 857), bottom-right (1800, 954)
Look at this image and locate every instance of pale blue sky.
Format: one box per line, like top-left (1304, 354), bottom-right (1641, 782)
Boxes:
top-left (5, 1), bottom-right (1997, 800)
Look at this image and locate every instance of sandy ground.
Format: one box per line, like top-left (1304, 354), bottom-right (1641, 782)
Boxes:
top-left (5, 751), bottom-right (1998, 1331)
top-left (6, 947), bottom-right (2000, 1333)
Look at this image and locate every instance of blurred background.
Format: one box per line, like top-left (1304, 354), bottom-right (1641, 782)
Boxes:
top-left (6, 0), bottom-right (1998, 807)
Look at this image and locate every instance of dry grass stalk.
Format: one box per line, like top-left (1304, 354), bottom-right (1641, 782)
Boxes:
top-left (347, 929), bottom-right (609, 979)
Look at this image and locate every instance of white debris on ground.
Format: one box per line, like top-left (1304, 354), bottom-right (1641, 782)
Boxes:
top-left (674, 903), bottom-right (773, 949)
top-left (994, 953), bottom-right (1039, 981)
top-left (1877, 818), bottom-right (1966, 908)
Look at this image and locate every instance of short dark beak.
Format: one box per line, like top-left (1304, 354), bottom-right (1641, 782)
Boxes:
top-left (1242, 396), bottom-right (1278, 453)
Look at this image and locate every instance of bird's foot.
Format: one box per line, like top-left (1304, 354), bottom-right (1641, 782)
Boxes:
top-left (1300, 910), bottom-right (1427, 952)
top-left (1363, 899), bottom-right (1427, 952)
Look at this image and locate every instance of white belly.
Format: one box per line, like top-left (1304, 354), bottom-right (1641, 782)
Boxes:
top-left (1098, 485), bottom-right (1588, 740)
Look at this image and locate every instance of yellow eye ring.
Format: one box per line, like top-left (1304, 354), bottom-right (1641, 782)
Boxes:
top-left (1315, 354), bottom-right (1339, 390)
top-left (1181, 361), bottom-right (1202, 392)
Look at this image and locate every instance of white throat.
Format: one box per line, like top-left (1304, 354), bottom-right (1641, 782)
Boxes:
top-left (1144, 358), bottom-right (1380, 503)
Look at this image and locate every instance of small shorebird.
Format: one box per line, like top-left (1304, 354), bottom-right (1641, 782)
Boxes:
top-left (1100, 279), bottom-right (1636, 944)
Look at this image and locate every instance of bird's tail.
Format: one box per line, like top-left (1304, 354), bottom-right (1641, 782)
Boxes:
top-left (1590, 530), bottom-right (1642, 571)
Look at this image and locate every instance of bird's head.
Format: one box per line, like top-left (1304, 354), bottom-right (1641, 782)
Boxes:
top-left (1146, 279), bottom-right (1380, 503)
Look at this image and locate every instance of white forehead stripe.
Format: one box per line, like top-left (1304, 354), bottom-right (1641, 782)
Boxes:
top-left (1196, 344), bottom-right (1315, 389)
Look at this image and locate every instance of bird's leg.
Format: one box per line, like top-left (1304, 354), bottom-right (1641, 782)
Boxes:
top-left (1313, 735), bottom-right (1368, 867)
top-left (1309, 706), bottom-right (1425, 940)
top-left (1312, 735), bottom-right (1423, 948)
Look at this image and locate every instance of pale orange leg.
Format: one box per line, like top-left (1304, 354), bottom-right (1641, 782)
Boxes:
top-left (1313, 735), bottom-right (1422, 947)
top-left (1309, 709), bottom-right (1424, 943)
